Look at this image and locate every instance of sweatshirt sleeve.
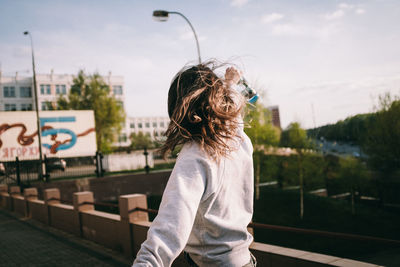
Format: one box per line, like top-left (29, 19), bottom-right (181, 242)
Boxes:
top-left (132, 154), bottom-right (208, 267)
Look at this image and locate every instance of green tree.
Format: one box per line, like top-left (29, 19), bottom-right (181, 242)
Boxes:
top-left (130, 132), bottom-right (154, 150)
top-left (362, 93), bottom-right (400, 204)
top-left (363, 93), bottom-right (400, 175)
top-left (57, 70), bottom-right (125, 153)
top-left (338, 157), bottom-right (369, 215)
top-left (280, 122), bottom-right (313, 219)
top-left (244, 103), bottom-right (281, 199)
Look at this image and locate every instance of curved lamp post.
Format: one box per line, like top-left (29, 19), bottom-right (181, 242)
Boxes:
top-left (153, 10), bottom-right (202, 64)
top-left (23, 31), bottom-right (45, 181)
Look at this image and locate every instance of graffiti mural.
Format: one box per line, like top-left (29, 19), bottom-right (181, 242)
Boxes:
top-left (0, 111), bottom-right (97, 161)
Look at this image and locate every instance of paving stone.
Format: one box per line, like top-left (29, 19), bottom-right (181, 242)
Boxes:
top-left (0, 210), bottom-right (130, 267)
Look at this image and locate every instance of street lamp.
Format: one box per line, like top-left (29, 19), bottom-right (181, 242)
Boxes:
top-left (153, 10), bottom-right (202, 64)
top-left (23, 31), bottom-right (46, 181)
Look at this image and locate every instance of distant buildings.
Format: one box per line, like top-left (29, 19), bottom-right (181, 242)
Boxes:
top-left (1, 71), bottom-right (281, 148)
top-left (116, 116), bottom-right (170, 147)
top-left (268, 105), bottom-right (281, 129)
top-left (0, 70), bottom-right (125, 112)
top-left (0, 71), bottom-right (168, 147)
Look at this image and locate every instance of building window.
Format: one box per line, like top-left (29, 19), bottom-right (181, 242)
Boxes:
top-left (113, 85), bottom-right (123, 95)
top-left (56, 84), bottom-right (66, 94)
top-left (3, 87), bottom-right (16, 98)
top-left (20, 87), bottom-right (32, 98)
top-left (40, 84), bottom-right (51, 95)
top-left (145, 122), bottom-right (150, 128)
top-left (118, 134), bottom-right (127, 143)
top-left (138, 123), bottom-right (143, 129)
top-left (160, 122), bottom-right (165, 127)
top-left (130, 123), bottom-right (135, 128)
top-left (5, 103), bottom-right (17, 111)
top-left (152, 122), bottom-right (157, 127)
top-left (41, 101), bottom-right (53, 110)
top-left (20, 103), bottom-right (32, 111)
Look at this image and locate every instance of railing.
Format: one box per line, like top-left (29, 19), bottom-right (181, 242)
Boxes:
top-left (49, 201), bottom-right (400, 247)
top-left (23, 193), bottom-right (400, 248)
top-left (128, 207), bottom-right (400, 247)
top-left (0, 155), bottom-right (98, 186)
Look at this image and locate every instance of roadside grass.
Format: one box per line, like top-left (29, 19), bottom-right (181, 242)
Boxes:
top-left (26, 162), bottom-right (177, 184)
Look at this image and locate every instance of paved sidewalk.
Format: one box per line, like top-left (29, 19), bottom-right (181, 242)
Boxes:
top-left (0, 209), bottom-right (131, 267)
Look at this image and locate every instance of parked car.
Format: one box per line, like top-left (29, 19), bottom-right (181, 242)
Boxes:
top-left (47, 159), bottom-right (67, 172)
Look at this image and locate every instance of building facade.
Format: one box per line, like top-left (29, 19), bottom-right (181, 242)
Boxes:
top-left (0, 70), bottom-right (125, 112)
top-left (0, 71), bottom-right (129, 146)
top-left (267, 105), bottom-right (281, 129)
top-left (126, 116), bottom-right (170, 140)
top-left (117, 116), bottom-right (170, 147)
top-left (0, 71), bottom-right (170, 148)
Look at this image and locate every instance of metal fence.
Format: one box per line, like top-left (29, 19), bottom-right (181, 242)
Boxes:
top-left (0, 153), bottom-right (105, 186)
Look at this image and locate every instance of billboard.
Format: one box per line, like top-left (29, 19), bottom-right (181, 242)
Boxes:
top-left (0, 110), bottom-right (96, 161)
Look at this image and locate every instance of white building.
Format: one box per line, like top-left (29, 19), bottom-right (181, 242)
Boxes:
top-left (115, 116), bottom-right (170, 147)
top-left (0, 70), bottom-right (125, 111)
top-left (127, 116), bottom-right (169, 139)
top-left (1, 70), bottom-right (170, 148)
top-left (0, 70), bottom-right (129, 146)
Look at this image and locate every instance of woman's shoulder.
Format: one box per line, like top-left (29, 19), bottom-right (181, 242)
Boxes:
top-left (179, 142), bottom-right (209, 161)
top-left (174, 142), bottom-right (218, 171)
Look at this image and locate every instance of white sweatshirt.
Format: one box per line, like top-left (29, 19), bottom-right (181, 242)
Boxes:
top-left (132, 127), bottom-right (254, 267)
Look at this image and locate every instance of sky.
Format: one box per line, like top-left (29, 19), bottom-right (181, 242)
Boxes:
top-left (0, 0), bottom-right (399, 129)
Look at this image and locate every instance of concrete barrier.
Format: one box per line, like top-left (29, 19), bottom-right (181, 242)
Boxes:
top-left (13, 195), bottom-right (26, 216)
top-left (0, 184), bottom-right (10, 209)
top-left (119, 194), bottom-right (149, 258)
top-left (24, 188), bottom-right (38, 218)
top-left (50, 204), bottom-right (77, 235)
top-left (0, 184), bottom-right (8, 208)
top-left (29, 199), bottom-right (47, 224)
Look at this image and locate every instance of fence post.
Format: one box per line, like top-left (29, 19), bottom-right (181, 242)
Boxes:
top-left (95, 152), bottom-right (100, 178)
top-left (9, 186), bottom-right (21, 212)
top-left (95, 151), bottom-right (104, 178)
top-left (99, 152), bottom-right (104, 177)
top-left (23, 187), bottom-right (38, 217)
top-left (16, 157), bottom-right (21, 186)
top-left (73, 191), bottom-right (94, 237)
top-left (44, 188), bottom-right (60, 225)
top-left (143, 147), bottom-right (150, 174)
top-left (44, 154), bottom-right (50, 183)
top-left (119, 194), bottom-right (149, 258)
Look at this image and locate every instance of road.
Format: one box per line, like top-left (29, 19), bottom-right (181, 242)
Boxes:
top-left (313, 139), bottom-right (365, 158)
top-left (0, 165), bottom-right (96, 184)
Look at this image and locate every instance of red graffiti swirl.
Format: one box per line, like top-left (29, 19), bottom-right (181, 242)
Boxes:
top-left (0, 123), bottom-right (95, 154)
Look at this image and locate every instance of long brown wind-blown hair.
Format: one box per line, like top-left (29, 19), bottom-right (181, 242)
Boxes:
top-left (160, 61), bottom-right (245, 160)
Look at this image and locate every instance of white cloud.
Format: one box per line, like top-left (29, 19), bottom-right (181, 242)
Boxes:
top-left (261, 13), bottom-right (284, 24)
top-left (230, 0), bottom-right (249, 7)
top-left (179, 30), bottom-right (206, 42)
top-left (338, 3), bottom-right (354, 10)
top-left (323, 3), bottom-right (364, 21)
top-left (271, 24), bottom-right (305, 36)
top-left (323, 9), bottom-right (345, 20)
top-left (355, 8), bottom-right (366, 15)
